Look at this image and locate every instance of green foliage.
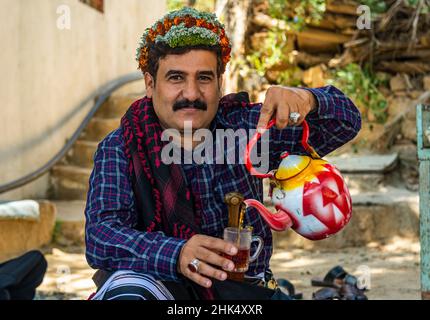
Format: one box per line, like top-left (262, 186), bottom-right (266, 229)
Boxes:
top-left (276, 68), bottom-right (304, 87)
top-left (246, 0), bottom-right (327, 85)
top-left (359, 0), bottom-right (430, 15)
top-left (52, 220), bottom-right (63, 243)
top-left (407, 0), bottom-right (430, 14)
top-left (328, 64), bottom-right (389, 123)
top-left (167, 0), bottom-right (215, 12)
top-left (268, 0), bottom-right (326, 30)
top-left (157, 23), bottom-right (220, 48)
top-left (167, 0), bottom-right (184, 11)
top-left (246, 32), bottom-right (289, 77)
top-left (406, 0), bottom-right (426, 8)
top-left (360, 0), bottom-right (387, 15)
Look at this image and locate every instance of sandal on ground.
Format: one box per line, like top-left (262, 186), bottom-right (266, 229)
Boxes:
top-left (277, 278), bottom-right (303, 300)
top-left (312, 287), bottom-right (341, 300)
top-left (311, 265), bottom-right (363, 289)
top-left (339, 283), bottom-right (368, 300)
top-left (311, 265), bottom-right (368, 300)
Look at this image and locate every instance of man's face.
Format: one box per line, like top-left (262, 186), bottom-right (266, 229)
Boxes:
top-left (144, 50), bottom-right (222, 132)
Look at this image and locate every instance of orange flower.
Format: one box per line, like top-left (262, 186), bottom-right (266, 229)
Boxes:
top-left (164, 18), bottom-right (173, 30)
top-left (184, 16), bottom-right (196, 27)
top-left (139, 48), bottom-right (148, 70)
top-left (220, 36), bottom-right (229, 47)
top-left (201, 21), bottom-right (208, 29)
top-left (148, 29), bottom-right (156, 42)
top-left (156, 22), bottom-right (164, 35)
top-left (206, 23), bottom-right (214, 34)
top-left (222, 53), bottom-right (230, 65)
top-left (174, 17), bottom-right (181, 25)
top-left (196, 19), bottom-right (205, 27)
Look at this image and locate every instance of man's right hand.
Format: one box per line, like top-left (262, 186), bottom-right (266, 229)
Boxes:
top-left (177, 234), bottom-right (238, 288)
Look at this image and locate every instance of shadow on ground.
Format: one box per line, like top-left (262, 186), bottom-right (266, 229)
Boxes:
top-left (36, 237), bottom-right (420, 300)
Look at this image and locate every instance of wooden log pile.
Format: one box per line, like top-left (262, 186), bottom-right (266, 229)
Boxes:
top-left (249, 0), bottom-right (430, 76)
top-left (334, 1), bottom-right (430, 74)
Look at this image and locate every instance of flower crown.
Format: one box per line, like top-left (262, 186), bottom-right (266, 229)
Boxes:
top-left (136, 7), bottom-right (231, 73)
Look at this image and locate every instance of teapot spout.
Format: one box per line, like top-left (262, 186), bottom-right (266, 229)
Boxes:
top-left (244, 199), bottom-right (293, 231)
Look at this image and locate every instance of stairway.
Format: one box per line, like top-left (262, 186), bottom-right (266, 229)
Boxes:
top-left (50, 95), bottom-right (140, 244)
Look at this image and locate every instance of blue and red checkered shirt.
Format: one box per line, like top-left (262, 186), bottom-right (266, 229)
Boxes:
top-left (85, 85), bottom-right (361, 281)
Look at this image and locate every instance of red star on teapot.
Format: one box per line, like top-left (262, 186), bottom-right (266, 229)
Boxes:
top-left (244, 119), bottom-right (352, 240)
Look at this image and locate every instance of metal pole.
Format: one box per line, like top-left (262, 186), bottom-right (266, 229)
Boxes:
top-left (417, 104), bottom-right (430, 300)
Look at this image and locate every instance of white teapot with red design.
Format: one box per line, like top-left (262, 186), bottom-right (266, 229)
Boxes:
top-left (243, 119), bottom-right (352, 240)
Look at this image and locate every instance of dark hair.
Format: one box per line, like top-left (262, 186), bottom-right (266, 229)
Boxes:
top-left (144, 42), bottom-right (224, 81)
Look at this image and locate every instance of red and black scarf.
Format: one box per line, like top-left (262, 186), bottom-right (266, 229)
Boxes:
top-left (120, 97), bottom-right (201, 239)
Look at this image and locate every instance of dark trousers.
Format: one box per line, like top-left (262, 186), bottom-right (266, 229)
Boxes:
top-left (0, 250), bottom-right (47, 300)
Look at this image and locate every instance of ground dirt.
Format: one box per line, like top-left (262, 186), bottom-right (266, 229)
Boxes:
top-left (36, 237), bottom-right (420, 300)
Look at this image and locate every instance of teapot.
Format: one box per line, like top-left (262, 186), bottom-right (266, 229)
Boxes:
top-left (243, 119), bottom-right (352, 240)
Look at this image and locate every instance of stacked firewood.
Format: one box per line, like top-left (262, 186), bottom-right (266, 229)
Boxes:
top-left (334, 0), bottom-right (430, 74)
top-left (249, 0), bottom-right (430, 77)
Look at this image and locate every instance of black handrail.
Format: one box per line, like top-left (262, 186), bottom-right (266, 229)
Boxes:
top-left (0, 72), bottom-right (143, 194)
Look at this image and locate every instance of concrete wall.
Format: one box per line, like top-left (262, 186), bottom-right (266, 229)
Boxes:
top-left (0, 0), bottom-right (165, 200)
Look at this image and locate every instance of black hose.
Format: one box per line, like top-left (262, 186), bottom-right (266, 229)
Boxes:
top-left (0, 72), bottom-right (143, 194)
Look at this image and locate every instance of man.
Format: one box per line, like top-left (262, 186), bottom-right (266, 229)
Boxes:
top-left (85, 7), bottom-right (361, 300)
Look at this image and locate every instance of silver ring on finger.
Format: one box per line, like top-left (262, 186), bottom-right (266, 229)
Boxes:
top-left (188, 258), bottom-right (201, 273)
top-left (289, 112), bottom-right (300, 124)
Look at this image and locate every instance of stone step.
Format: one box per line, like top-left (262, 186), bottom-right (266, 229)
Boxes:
top-left (95, 95), bottom-right (139, 119)
top-left (0, 201), bottom-right (56, 262)
top-left (81, 117), bottom-right (119, 142)
top-left (67, 140), bottom-right (98, 168)
top-left (272, 187), bottom-right (419, 250)
top-left (262, 153), bottom-right (400, 202)
top-left (327, 153), bottom-right (400, 192)
top-left (50, 165), bottom-right (92, 200)
top-left (51, 94), bottom-right (138, 204)
top-left (52, 200), bottom-right (86, 246)
top-left (343, 172), bottom-right (385, 192)
top-left (325, 153), bottom-right (399, 173)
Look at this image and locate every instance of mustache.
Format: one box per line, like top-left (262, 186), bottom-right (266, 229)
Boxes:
top-left (172, 99), bottom-right (207, 111)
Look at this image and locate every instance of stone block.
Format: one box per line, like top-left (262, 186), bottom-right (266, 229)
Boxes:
top-left (0, 201), bottom-right (56, 262)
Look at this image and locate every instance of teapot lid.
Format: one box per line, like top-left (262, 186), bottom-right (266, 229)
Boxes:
top-left (275, 154), bottom-right (310, 181)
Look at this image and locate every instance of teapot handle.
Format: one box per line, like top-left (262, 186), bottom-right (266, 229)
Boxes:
top-left (300, 120), bottom-right (321, 159)
top-left (244, 118), bottom-right (320, 178)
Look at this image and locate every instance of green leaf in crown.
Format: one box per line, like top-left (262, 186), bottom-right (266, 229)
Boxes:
top-left (155, 24), bottom-right (220, 48)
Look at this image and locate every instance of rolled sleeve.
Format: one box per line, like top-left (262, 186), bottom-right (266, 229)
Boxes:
top-left (304, 85), bottom-right (362, 125)
top-left (302, 85), bottom-right (362, 156)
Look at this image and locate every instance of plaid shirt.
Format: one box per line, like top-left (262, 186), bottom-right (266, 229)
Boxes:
top-left (85, 85), bottom-right (361, 281)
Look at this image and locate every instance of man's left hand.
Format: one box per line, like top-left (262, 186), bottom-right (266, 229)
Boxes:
top-left (256, 86), bottom-right (317, 130)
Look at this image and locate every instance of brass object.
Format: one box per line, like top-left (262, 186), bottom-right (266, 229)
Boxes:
top-left (224, 192), bottom-right (245, 228)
